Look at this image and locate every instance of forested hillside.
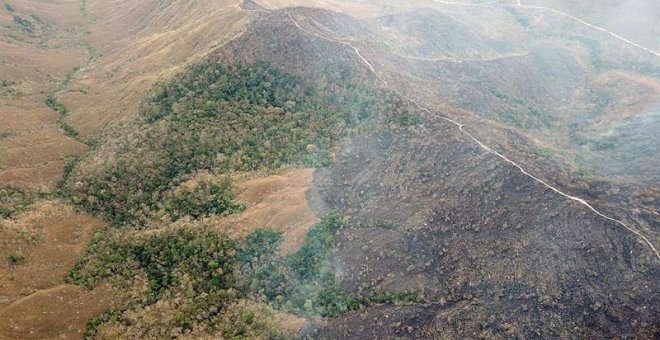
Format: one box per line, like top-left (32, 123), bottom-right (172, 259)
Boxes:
top-left (59, 10), bottom-right (420, 336)
top-left (2, 0), bottom-right (658, 339)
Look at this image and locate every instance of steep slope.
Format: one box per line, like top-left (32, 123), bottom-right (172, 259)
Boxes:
top-left (1, 0), bottom-right (251, 190)
top-left (0, 1), bottom-right (253, 338)
top-left (0, 200), bottom-right (115, 339)
top-left (231, 4), bottom-right (659, 338)
top-left (62, 0), bottom-right (250, 135)
top-left (283, 2), bottom-right (660, 196)
top-left (57, 8), bottom-right (421, 337)
top-left (3, 0), bottom-right (658, 338)
top-left (307, 120), bottom-right (658, 338)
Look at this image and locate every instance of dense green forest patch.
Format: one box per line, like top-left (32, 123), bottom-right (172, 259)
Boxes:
top-left (237, 216), bottom-right (420, 318)
top-left (67, 228), bottom-right (236, 298)
top-left (237, 215), bottom-right (348, 317)
top-left (73, 227), bottom-right (290, 336)
top-left (67, 227), bottom-right (241, 336)
top-left (68, 216), bottom-right (419, 337)
top-left (63, 53), bottom-right (420, 336)
top-left (165, 179), bottom-right (245, 222)
top-left (64, 61), bottom-right (417, 227)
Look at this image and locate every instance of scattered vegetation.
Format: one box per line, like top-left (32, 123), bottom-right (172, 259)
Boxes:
top-left (61, 155), bottom-right (85, 184)
top-left (488, 85), bottom-right (553, 129)
top-left (13, 15), bottom-right (34, 34)
top-left (532, 147), bottom-right (553, 157)
top-left (5, 3), bottom-right (13, 12)
top-left (79, 0), bottom-right (87, 17)
top-left (29, 13), bottom-right (45, 26)
top-left (62, 66), bottom-right (80, 88)
top-left (374, 219), bottom-right (396, 229)
top-left (83, 309), bottom-right (123, 338)
top-left (45, 94), bottom-right (68, 115)
top-left (45, 94), bottom-right (80, 139)
top-left (575, 167), bottom-right (595, 178)
top-left (0, 80), bottom-right (19, 97)
top-left (570, 36), bottom-right (603, 70)
top-left (504, 7), bottom-right (529, 28)
top-left (0, 187), bottom-right (35, 218)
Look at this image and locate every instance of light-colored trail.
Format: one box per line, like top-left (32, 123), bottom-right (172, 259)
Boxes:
top-left (430, 0), bottom-right (502, 7)
top-left (394, 51), bottom-right (529, 63)
top-left (430, 0), bottom-right (660, 58)
top-left (284, 12), bottom-right (388, 86)
top-left (244, 4), bottom-right (659, 261)
top-left (517, 1), bottom-right (659, 57)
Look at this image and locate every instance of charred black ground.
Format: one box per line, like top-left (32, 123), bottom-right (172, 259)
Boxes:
top-left (18, 2), bottom-right (659, 339)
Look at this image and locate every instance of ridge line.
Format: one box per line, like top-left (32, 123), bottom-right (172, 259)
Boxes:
top-left (243, 4), bottom-right (660, 261)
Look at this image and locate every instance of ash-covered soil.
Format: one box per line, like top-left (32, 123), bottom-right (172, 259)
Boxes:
top-left (306, 118), bottom-right (659, 338)
top-left (221, 7), bottom-right (660, 338)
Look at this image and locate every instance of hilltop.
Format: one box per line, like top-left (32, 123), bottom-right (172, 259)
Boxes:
top-left (1, 0), bottom-right (658, 338)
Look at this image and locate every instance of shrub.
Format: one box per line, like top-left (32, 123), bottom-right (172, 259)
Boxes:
top-left (375, 219), bottom-right (396, 229)
top-left (8, 252), bottom-right (24, 264)
top-left (13, 15), bottom-right (34, 34)
top-left (0, 187), bottom-right (34, 218)
top-left (165, 179), bottom-right (244, 221)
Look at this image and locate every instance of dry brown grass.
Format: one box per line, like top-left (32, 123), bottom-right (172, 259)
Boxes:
top-left (0, 283), bottom-right (115, 340)
top-left (0, 126), bottom-right (87, 191)
top-left (0, 0), bottom-right (90, 191)
top-left (207, 168), bottom-right (319, 254)
top-left (0, 201), bottom-right (105, 306)
top-left (1, 0), bottom-right (251, 190)
top-left (589, 71), bottom-right (660, 126)
top-left (0, 201), bottom-right (117, 339)
top-left (64, 0), bottom-right (250, 135)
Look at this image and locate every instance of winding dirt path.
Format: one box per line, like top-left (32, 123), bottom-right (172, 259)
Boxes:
top-left (241, 2), bottom-right (660, 260)
top-left (430, 0), bottom-right (660, 57)
top-left (517, 0), bottom-right (659, 57)
top-left (280, 9), bottom-right (660, 261)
